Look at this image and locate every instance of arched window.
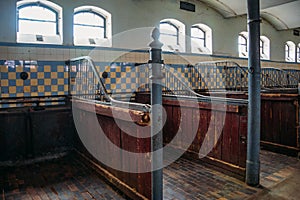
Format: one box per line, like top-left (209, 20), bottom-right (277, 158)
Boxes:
top-left (260, 36), bottom-right (270, 60)
top-left (160, 22), bottom-right (178, 46)
top-left (285, 41), bottom-right (296, 62)
top-left (17, 0), bottom-right (62, 44)
top-left (74, 6), bottom-right (112, 46)
top-left (238, 32), bottom-right (248, 58)
top-left (159, 19), bottom-right (185, 52)
top-left (238, 32), bottom-right (270, 60)
top-left (191, 24), bottom-right (212, 54)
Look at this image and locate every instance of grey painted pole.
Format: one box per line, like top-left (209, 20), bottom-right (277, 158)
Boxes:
top-left (149, 28), bottom-right (164, 200)
top-left (246, 0), bottom-right (261, 186)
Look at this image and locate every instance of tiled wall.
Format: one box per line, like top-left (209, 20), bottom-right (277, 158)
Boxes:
top-left (0, 60), bottom-right (68, 108)
top-left (0, 61), bottom-right (68, 97)
top-left (1, 44), bottom-right (300, 108)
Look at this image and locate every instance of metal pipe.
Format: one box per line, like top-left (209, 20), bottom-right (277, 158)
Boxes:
top-left (246, 0), bottom-right (261, 186)
top-left (149, 27), bottom-right (164, 200)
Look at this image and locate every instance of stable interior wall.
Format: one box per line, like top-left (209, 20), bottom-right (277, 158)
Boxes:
top-left (0, 0), bottom-right (299, 61)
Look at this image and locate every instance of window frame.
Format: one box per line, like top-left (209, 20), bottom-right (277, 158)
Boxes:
top-left (260, 39), bottom-right (264, 55)
top-left (73, 6), bottom-right (112, 47)
top-left (191, 26), bottom-right (206, 48)
top-left (285, 41), bottom-right (296, 62)
top-left (297, 44), bottom-right (300, 63)
top-left (159, 18), bottom-right (185, 52)
top-left (73, 10), bottom-right (107, 39)
top-left (17, 2), bottom-right (59, 35)
top-left (238, 34), bottom-right (248, 55)
top-left (159, 21), bottom-right (179, 45)
top-left (191, 23), bottom-right (212, 54)
top-left (16, 0), bottom-right (63, 44)
top-left (285, 43), bottom-right (290, 58)
top-left (238, 32), bottom-right (248, 58)
top-left (260, 36), bottom-right (270, 60)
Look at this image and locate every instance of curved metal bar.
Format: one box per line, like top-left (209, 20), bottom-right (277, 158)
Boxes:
top-left (194, 60), bottom-right (299, 90)
top-left (164, 65), bottom-right (248, 105)
top-left (69, 57), bottom-right (248, 111)
top-left (69, 56), bottom-right (151, 112)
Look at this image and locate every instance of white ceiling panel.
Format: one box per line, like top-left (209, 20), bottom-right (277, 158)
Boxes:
top-left (197, 0), bottom-right (300, 30)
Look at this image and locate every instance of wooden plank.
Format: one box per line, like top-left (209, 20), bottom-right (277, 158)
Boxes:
top-left (201, 109), bottom-right (211, 157)
top-left (207, 111), bottom-right (216, 158)
top-left (260, 141), bottom-right (299, 157)
top-left (190, 108), bottom-right (201, 152)
top-left (120, 120), bottom-right (138, 190)
top-left (163, 105), bottom-right (174, 144)
top-left (97, 115), bottom-right (121, 178)
top-left (136, 125), bottom-right (151, 199)
top-left (272, 101), bottom-right (281, 144)
top-left (230, 114), bottom-right (240, 166)
top-left (263, 100), bottom-right (274, 143)
top-left (260, 100), bottom-right (267, 142)
top-left (162, 98), bottom-right (242, 113)
top-left (172, 106), bottom-right (181, 148)
top-left (285, 101), bottom-right (297, 147)
top-left (212, 111), bottom-right (225, 160)
top-left (221, 113), bottom-right (232, 164)
top-left (279, 101), bottom-right (289, 146)
top-left (72, 99), bottom-right (150, 126)
top-left (181, 107), bottom-right (194, 152)
top-left (238, 115), bottom-right (247, 168)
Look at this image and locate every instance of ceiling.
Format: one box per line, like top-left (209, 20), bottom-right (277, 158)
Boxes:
top-left (198, 0), bottom-right (300, 30)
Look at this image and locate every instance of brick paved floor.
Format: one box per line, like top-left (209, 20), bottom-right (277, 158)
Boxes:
top-left (163, 150), bottom-right (300, 200)
top-left (0, 150), bottom-right (299, 200)
top-left (164, 157), bottom-right (259, 200)
top-left (0, 153), bottom-right (126, 200)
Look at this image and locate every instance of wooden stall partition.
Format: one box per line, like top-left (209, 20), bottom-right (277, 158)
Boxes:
top-left (72, 100), bottom-right (151, 200)
top-left (211, 91), bottom-right (300, 157)
top-left (161, 96), bottom-right (248, 180)
top-left (260, 93), bottom-right (299, 156)
top-left (0, 106), bottom-right (75, 162)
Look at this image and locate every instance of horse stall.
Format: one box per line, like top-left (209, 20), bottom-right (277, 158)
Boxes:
top-left (67, 57), bottom-right (249, 199)
top-left (188, 61), bottom-right (300, 157)
top-left (0, 96), bottom-right (75, 162)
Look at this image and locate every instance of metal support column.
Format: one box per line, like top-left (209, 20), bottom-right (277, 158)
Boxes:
top-left (246, 0), bottom-right (261, 186)
top-left (149, 28), bottom-right (164, 200)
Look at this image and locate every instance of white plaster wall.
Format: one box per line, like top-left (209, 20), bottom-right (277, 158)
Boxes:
top-left (0, 0), bottom-right (299, 62)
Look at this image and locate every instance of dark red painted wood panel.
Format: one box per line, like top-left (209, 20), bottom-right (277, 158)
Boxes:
top-left (238, 115), bottom-right (247, 168)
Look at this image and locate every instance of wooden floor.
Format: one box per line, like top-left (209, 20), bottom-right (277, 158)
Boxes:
top-left (0, 150), bottom-right (299, 200)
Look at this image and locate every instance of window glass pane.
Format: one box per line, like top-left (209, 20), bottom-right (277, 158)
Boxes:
top-left (74, 11), bottom-right (106, 40)
top-left (19, 6), bottom-right (55, 21)
top-left (74, 25), bottom-right (104, 38)
top-left (160, 34), bottom-right (177, 46)
top-left (238, 35), bottom-right (246, 45)
top-left (159, 22), bottom-right (178, 49)
top-left (74, 12), bottom-right (104, 27)
top-left (191, 27), bottom-right (204, 38)
top-left (160, 23), bottom-right (177, 35)
top-left (191, 27), bottom-right (205, 49)
top-left (239, 45), bottom-right (247, 54)
top-left (238, 35), bottom-right (247, 56)
top-left (19, 20), bottom-right (56, 35)
top-left (18, 5), bottom-right (57, 35)
top-left (285, 44), bottom-right (289, 58)
top-left (191, 38), bottom-right (205, 50)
